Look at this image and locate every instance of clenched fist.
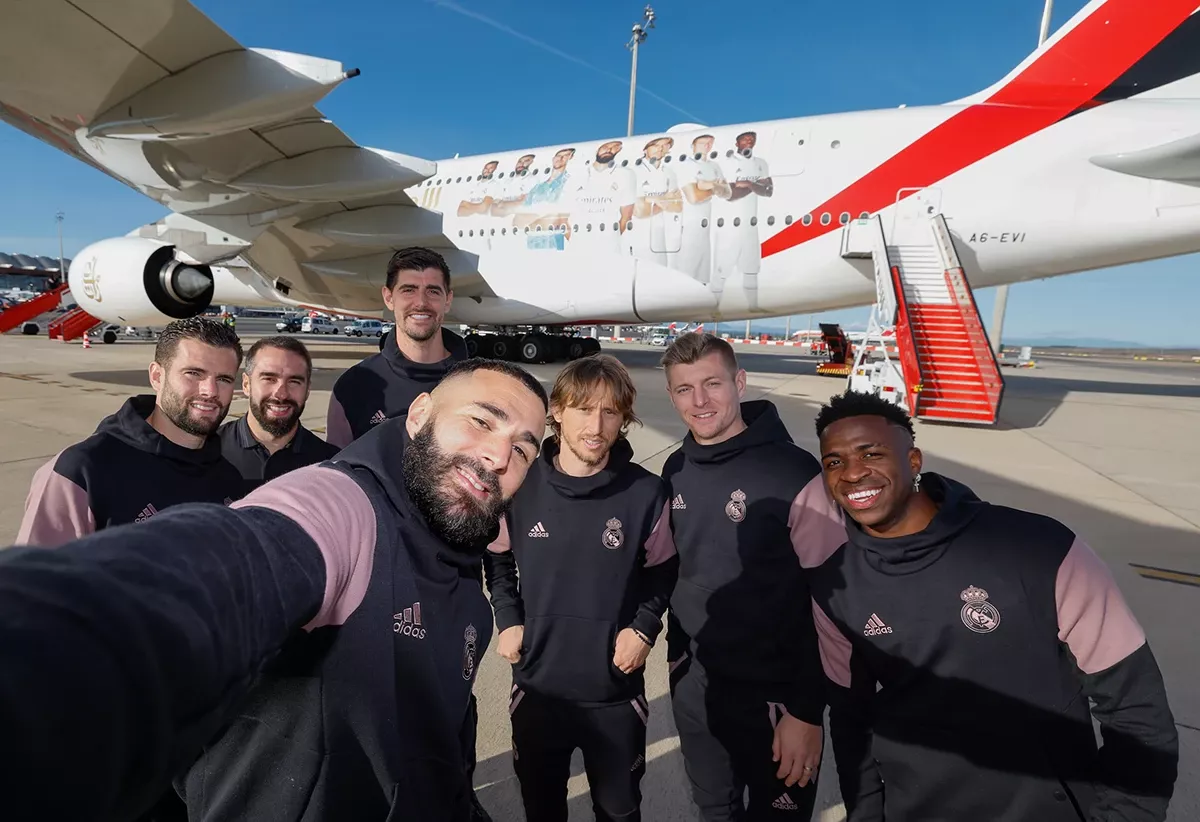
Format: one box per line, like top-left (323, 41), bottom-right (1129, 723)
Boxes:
top-left (612, 628), bottom-right (652, 674)
top-left (497, 625), bottom-right (524, 663)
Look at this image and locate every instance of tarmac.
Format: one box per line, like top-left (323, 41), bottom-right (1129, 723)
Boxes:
top-left (0, 325), bottom-right (1197, 821)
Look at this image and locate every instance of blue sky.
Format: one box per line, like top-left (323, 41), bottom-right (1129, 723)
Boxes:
top-left (1, 0), bottom-right (1195, 347)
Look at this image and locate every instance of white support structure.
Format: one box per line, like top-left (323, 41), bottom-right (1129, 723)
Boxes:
top-left (846, 216), bottom-right (909, 409)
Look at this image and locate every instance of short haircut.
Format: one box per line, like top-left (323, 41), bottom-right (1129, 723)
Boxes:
top-left (660, 331), bottom-right (739, 377)
top-left (386, 247), bottom-right (451, 292)
top-left (441, 357), bottom-right (548, 412)
top-left (548, 354), bottom-right (641, 439)
top-left (244, 335), bottom-right (313, 381)
top-left (154, 316), bottom-right (243, 370)
top-left (815, 390), bottom-right (916, 441)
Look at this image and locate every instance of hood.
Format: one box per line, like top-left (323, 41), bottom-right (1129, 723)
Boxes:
top-left (96, 395), bottom-right (228, 470)
top-left (845, 473), bottom-right (985, 574)
top-left (332, 417), bottom-right (499, 569)
top-left (539, 436), bottom-right (635, 499)
top-left (681, 400), bottom-right (792, 465)
top-left (381, 325), bottom-right (468, 385)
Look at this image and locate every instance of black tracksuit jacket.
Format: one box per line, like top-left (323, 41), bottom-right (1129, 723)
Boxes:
top-left (662, 399), bottom-right (828, 725)
top-left (484, 437), bottom-right (677, 705)
top-left (0, 417), bottom-right (494, 822)
top-left (16, 394), bottom-right (243, 546)
top-left (801, 473), bottom-right (1179, 822)
top-left (326, 327), bottom-right (467, 448)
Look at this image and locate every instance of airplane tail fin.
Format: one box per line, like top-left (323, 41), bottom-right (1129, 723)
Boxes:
top-left (954, 0), bottom-right (1200, 107)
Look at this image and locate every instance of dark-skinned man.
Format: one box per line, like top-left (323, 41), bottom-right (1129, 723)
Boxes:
top-left (0, 358), bottom-right (550, 822)
top-left (659, 332), bottom-right (827, 820)
top-left (800, 390), bottom-right (1178, 822)
top-left (484, 354), bottom-right (677, 822)
top-left (219, 336), bottom-right (338, 496)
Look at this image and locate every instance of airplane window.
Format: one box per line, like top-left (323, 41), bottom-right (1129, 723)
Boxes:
top-left (785, 215), bottom-right (794, 225)
top-left (701, 218), bottom-right (708, 228)
top-left (726, 150), bottom-right (734, 157)
top-left (717, 218), bottom-right (725, 227)
top-left (679, 154), bottom-right (687, 162)
top-left (502, 228), bottom-right (507, 234)
top-left (801, 214), bottom-right (812, 225)
top-left (694, 153), bottom-right (703, 161)
top-left (490, 228), bottom-right (496, 235)
top-left (635, 158), bottom-right (643, 165)
top-left (767, 216), bottom-right (775, 226)
top-left (710, 151), bottom-right (718, 159)
top-left (469, 230), bottom-right (474, 237)
top-left (831, 140), bottom-right (841, 149)
top-left (544, 167), bottom-right (550, 174)
top-left (498, 172), bottom-right (506, 178)
top-left (798, 139), bottom-right (806, 146)
top-left (750, 216), bottom-right (758, 226)
top-left (860, 211), bottom-right (870, 219)
top-left (626, 221), bottom-right (633, 231)
top-left (820, 213), bottom-right (831, 225)
top-left (458, 230), bottom-right (464, 237)
top-left (742, 149), bottom-right (752, 158)
top-left (622, 160), bottom-right (629, 166)
top-left (455, 177), bottom-right (461, 183)
top-left (734, 217), bottom-right (741, 227)
top-left (840, 212), bottom-right (850, 224)
top-left (536, 225), bottom-right (543, 232)
top-left (612, 222), bottom-right (619, 231)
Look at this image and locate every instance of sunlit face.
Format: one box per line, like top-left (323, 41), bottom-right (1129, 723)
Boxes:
top-left (482, 161), bottom-right (498, 178)
top-left (596, 141), bottom-right (622, 164)
top-left (665, 352), bottom-right (746, 445)
top-left (515, 155), bottom-right (534, 174)
top-left (382, 267), bottom-right (452, 344)
top-left (553, 384), bottom-right (625, 467)
top-left (736, 132), bottom-right (757, 152)
top-left (819, 415), bottom-right (923, 535)
top-left (403, 369), bottom-right (547, 546)
top-left (693, 136), bottom-right (714, 155)
top-left (552, 149), bottom-right (574, 170)
top-left (243, 346), bottom-right (310, 438)
top-left (149, 339), bottom-right (238, 437)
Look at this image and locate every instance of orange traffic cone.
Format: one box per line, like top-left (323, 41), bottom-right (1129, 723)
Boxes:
top-left (82, 332), bottom-right (91, 350)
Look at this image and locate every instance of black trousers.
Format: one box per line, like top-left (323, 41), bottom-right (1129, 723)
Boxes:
top-left (670, 655), bottom-right (819, 821)
top-left (509, 686), bottom-right (649, 822)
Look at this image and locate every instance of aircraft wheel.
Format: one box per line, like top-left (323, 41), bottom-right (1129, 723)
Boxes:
top-left (566, 338), bottom-right (586, 360)
top-left (519, 334), bottom-right (548, 364)
top-left (465, 334), bottom-right (481, 357)
top-left (102, 329), bottom-right (118, 345)
top-left (491, 336), bottom-right (512, 361)
top-left (582, 337), bottom-right (601, 356)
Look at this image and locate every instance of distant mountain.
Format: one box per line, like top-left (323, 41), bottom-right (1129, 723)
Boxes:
top-left (1004, 336), bottom-right (1152, 349)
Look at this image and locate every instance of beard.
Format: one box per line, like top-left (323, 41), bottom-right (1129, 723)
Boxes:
top-left (563, 432), bottom-right (612, 467)
top-left (159, 385), bottom-right (227, 437)
top-left (401, 310), bottom-right (439, 342)
top-left (402, 419), bottom-right (510, 549)
top-left (250, 396), bottom-right (303, 437)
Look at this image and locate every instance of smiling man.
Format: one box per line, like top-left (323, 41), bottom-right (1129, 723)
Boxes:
top-left (483, 354), bottom-right (676, 822)
top-left (325, 247), bottom-right (467, 449)
top-left (804, 390), bottom-right (1178, 822)
top-left (659, 332), bottom-right (831, 821)
top-left (219, 336), bottom-right (338, 495)
top-left (16, 316), bottom-right (245, 546)
top-left (0, 358), bottom-right (549, 822)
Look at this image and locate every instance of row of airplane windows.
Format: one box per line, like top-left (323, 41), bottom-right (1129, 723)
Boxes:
top-left (457, 210), bottom-right (872, 238)
top-left (422, 148), bottom-right (770, 186)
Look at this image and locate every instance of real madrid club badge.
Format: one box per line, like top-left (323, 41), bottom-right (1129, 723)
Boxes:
top-left (602, 518), bottom-right (624, 549)
top-left (960, 585), bottom-right (1001, 634)
top-left (725, 489), bottom-right (747, 523)
top-left (462, 624), bottom-right (479, 681)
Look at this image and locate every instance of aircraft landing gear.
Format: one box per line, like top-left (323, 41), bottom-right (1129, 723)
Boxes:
top-left (463, 329), bottom-right (600, 365)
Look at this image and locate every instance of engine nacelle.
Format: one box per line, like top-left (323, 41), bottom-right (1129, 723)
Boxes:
top-left (68, 238), bottom-right (216, 325)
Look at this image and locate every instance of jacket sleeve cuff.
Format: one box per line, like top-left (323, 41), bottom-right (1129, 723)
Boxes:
top-left (784, 692), bottom-right (827, 728)
top-left (493, 605), bottom-right (524, 633)
top-left (630, 610), bottom-right (665, 645)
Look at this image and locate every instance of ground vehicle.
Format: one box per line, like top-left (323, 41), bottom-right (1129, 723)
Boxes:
top-left (301, 316), bottom-right (338, 334)
top-left (276, 315), bottom-right (303, 332)
top-left (344, 319), bottom-right (384, 337)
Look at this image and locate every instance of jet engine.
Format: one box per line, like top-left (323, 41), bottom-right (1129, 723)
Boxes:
top-left (68, 238), bottom-right (216, 325)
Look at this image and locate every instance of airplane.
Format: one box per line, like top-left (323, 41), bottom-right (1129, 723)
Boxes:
top-left (1, 0), bottom-right (1199, 364)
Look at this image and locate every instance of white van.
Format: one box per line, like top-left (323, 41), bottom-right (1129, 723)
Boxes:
top-left (301, 316), bottom-right (337, 334)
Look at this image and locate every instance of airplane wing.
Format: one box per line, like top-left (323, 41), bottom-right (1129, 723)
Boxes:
top-left (0, 0), bottom-right (483, 318)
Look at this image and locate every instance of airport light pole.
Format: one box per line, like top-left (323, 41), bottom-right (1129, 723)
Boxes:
top-left (626, 6), bottom-right (655, 137)
top-left (55, 211), bottom-right (65, 284)
top-left (991, 0), bottom-right (1054, 356)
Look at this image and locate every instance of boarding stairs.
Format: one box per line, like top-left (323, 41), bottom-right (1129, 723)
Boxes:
top-left (49, 306), bottom-right (103, 342)
top-left (841, 210), bottom-right (1004, 425)
top-left (0, 283), bottom-right (70, 334)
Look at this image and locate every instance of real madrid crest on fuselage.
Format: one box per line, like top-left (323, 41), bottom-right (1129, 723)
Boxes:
top-left (960, 585), bottom-right (1001, 634)
top-left (725, 489), bottom-right (747, 523)
top-left (602, 517), bottom-right (624, 549)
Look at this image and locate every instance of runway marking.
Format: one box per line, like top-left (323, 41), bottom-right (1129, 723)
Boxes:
top-left (1129, 563), bottom-right (1200, 588)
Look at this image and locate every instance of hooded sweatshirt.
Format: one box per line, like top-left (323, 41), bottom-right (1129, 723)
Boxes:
top-left (661, 399), bottom-right (833, 726)
top-left (16, 394), bottom-right (244, 546)
top-left (483, 437), bottom-right (676, 705)
top-left (326, 327), bottom-right (468, 448)
top-left (180, 418), bottom-right (495, 821)
top-left (800, 473), bottom-right (1178, 822)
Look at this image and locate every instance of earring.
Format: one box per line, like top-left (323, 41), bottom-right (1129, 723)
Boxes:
top-left (912, 473), bottom-right (922, 493)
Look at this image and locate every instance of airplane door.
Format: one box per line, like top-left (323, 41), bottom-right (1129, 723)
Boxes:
top-left (769, 124), bottom-right (809, 176)
top-left (889, 187), bottom-right (942, 244)
top-left (649, 209), bottom-right (683, 254)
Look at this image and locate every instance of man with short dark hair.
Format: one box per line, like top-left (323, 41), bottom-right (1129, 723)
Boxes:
top-left (0, 357), bottom-right (550, 822)
top-left (326, 247), bottom-right (467, 448)
top-left (484, 354), bottom-right (677, 822)
top-left (16, 316), bottom-right (245, 546)
top-left (219, 336), bottom-right (338, 496)
top-left (659, 331), bottom-right (827, 821)
top-left (802, 391), bottom-right (1178, 822)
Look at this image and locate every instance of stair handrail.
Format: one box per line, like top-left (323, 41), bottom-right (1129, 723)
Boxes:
top-left (888, 264), bottom-right (925, 417)
top-left (929, 215), bottom-right (1005, 417)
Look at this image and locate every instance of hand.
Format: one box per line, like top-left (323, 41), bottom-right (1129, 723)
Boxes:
top-left (772, 712), bottom-right (823, 788)
top-left (497, 625), bottom-right (524, 664)
top-left (612, 628), bottom-right (652, 674)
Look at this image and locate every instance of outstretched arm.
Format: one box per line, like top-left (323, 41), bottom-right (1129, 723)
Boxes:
top-left (0, 465), bottom-right (376, 822)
